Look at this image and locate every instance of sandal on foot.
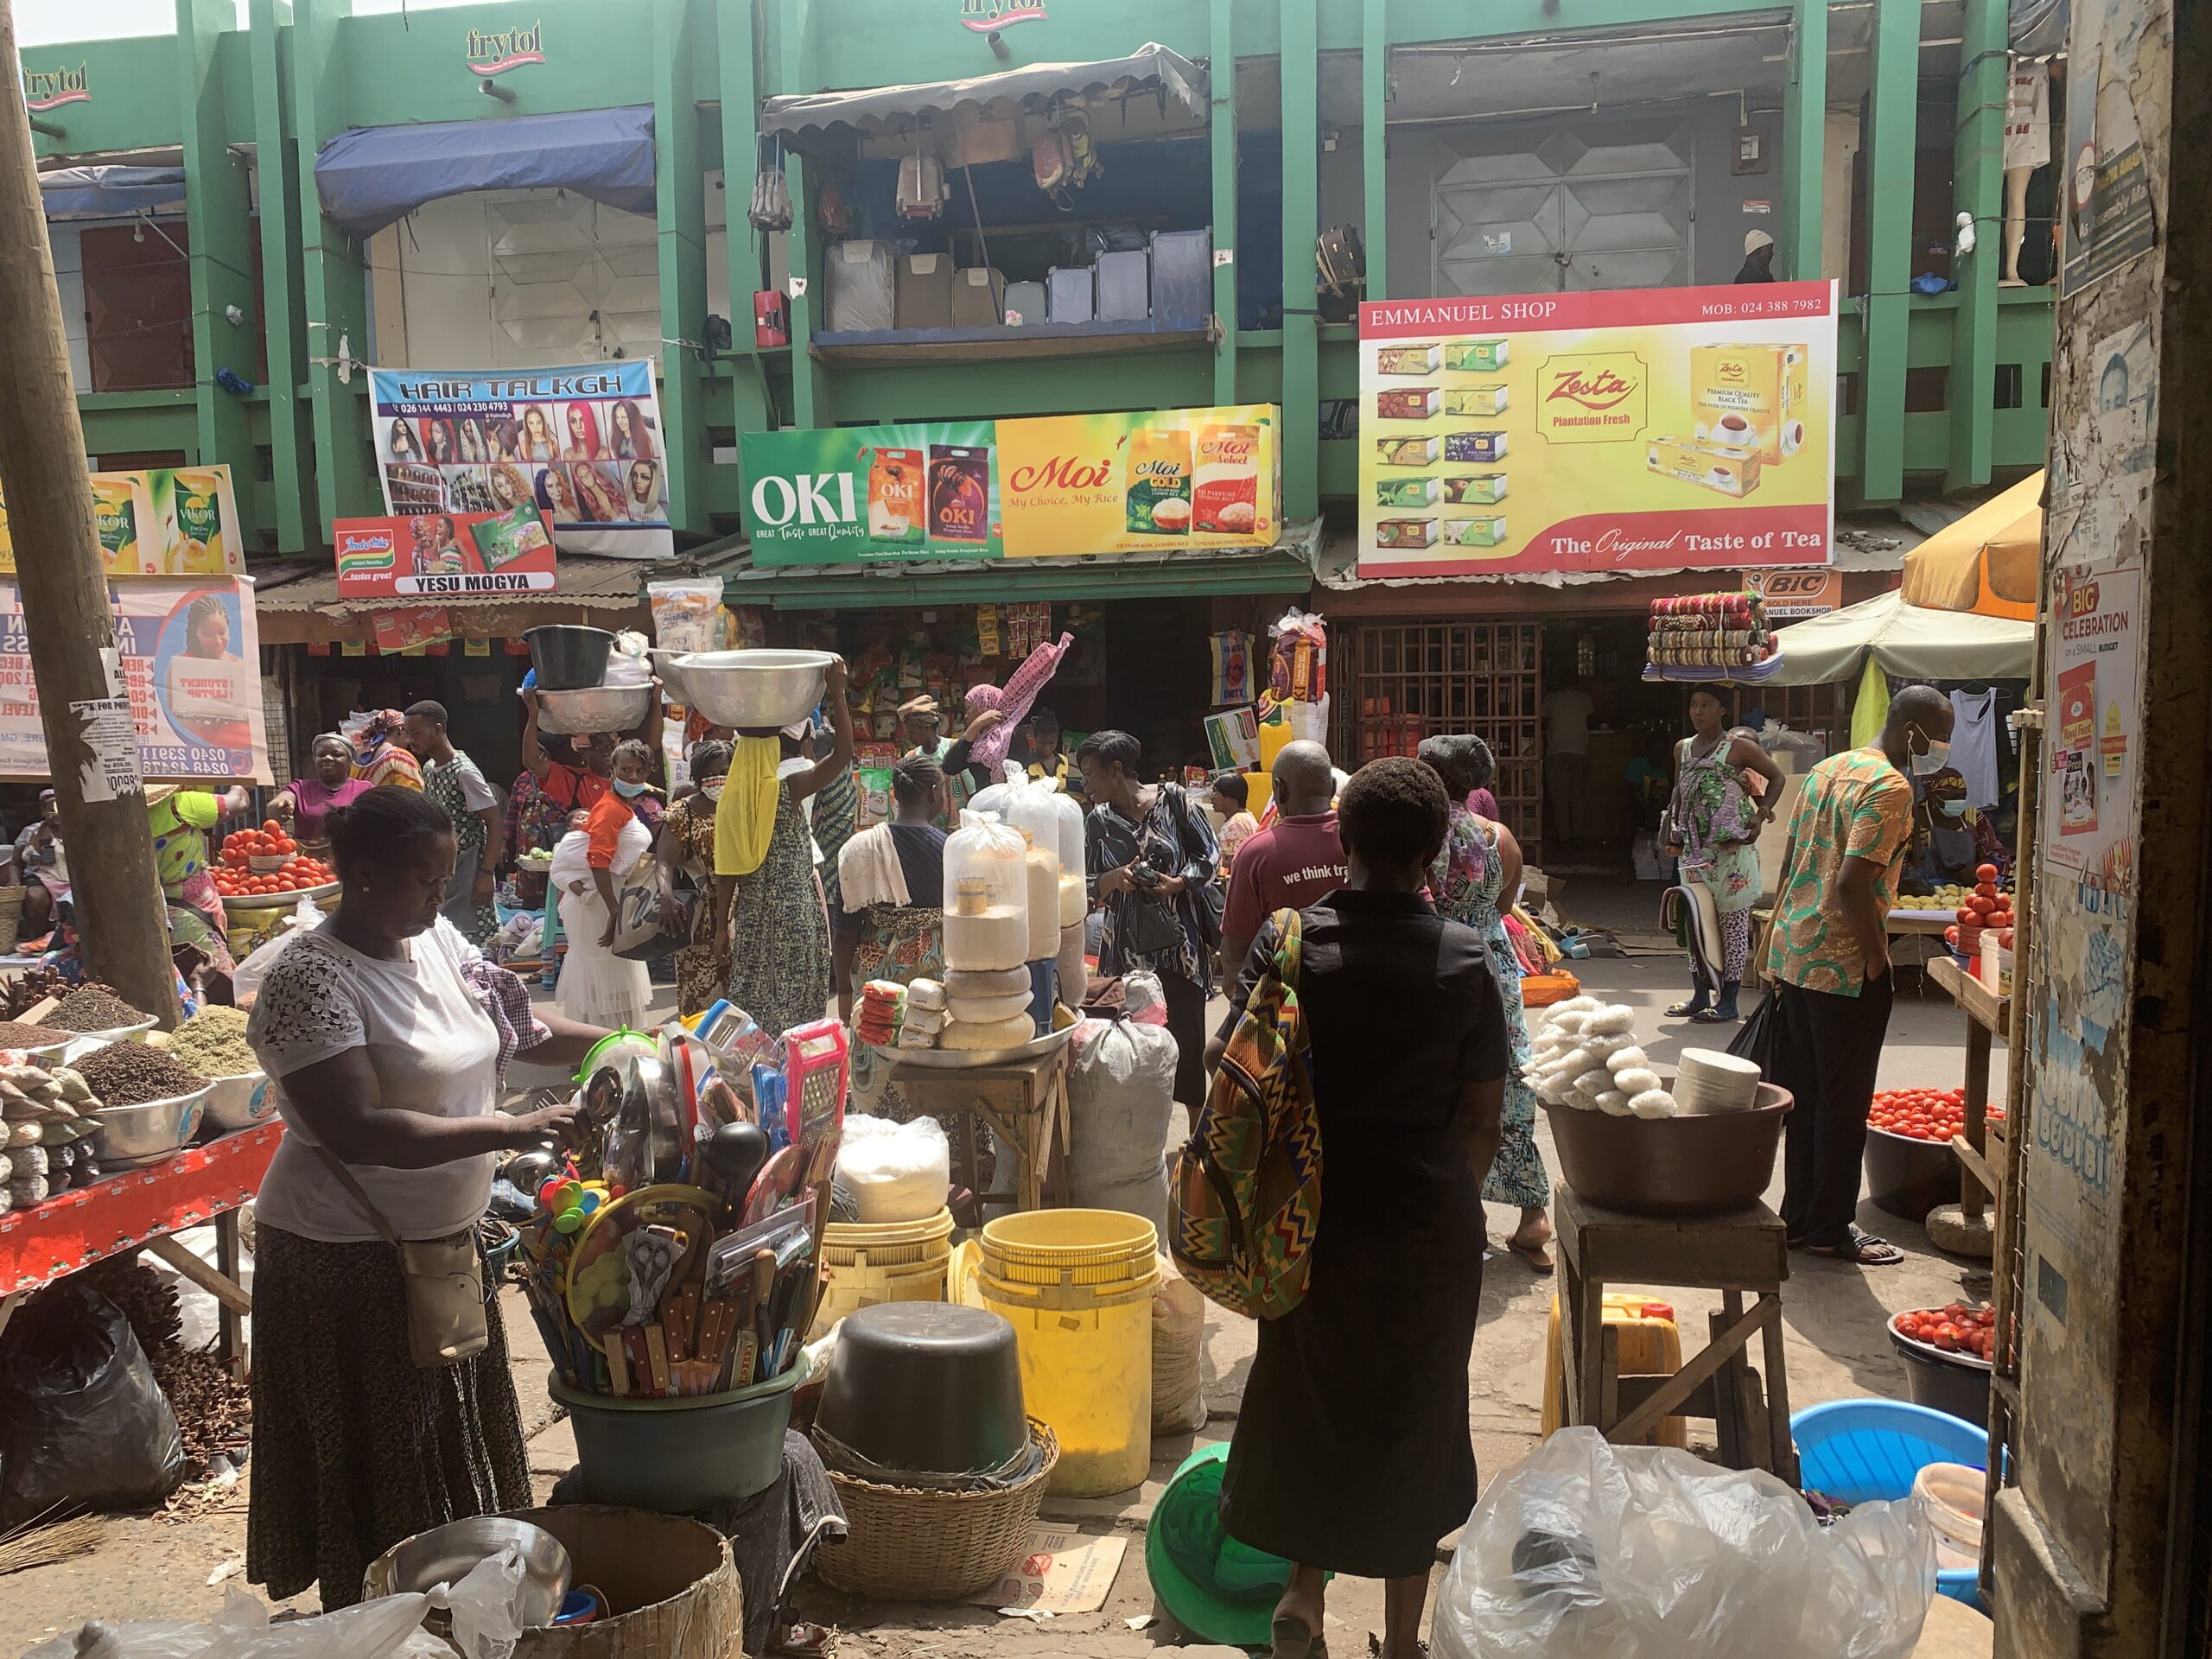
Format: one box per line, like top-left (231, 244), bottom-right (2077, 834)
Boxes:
top-left (1507, 1232), bottom-right (1556, 1274)
top-left (1802, 1227), bottom-right (1905, 1266)
top-left (1368, 1638), bottom-right (1429, 1659)
top-left (1665, 1000), bottom-right (1710, 1018)
top-left (1690, 1007), bottom-right (1738, 1023)
top-left (1273, 1608), bottom-right (1326, 1659)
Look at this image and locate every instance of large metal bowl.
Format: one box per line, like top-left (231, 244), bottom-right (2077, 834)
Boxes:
top-left (200, 1070), bottom-right (277, 1133)
top-left (362, 1515), bottom-right (572, 1628)
top-left (94, 1084), bottom-right (212, 1168)
top-left (536, 683), bottom-right (654, 736)
top-left (649, 648), bottom-right (696, 706)
top-left (677, 650), bottom-right (833, 731)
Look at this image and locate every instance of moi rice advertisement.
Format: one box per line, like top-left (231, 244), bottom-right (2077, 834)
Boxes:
top-left (740, 405), bottom-right (1281, 565)
top-left (1357, 283), bottom-right (1836, 578)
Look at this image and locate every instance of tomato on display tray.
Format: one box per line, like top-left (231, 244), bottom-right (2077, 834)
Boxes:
top-left (1895, 1302), bottom-right (1998, 1362)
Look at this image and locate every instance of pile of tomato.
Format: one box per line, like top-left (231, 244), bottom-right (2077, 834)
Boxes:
top-left (1894, 1300), bottom-right (1997, 1362)
top-left (1944, 862), bottom-right (2017, 955)
top-left (1869, 1085), bottom-right (2005, 1142)
top-left (213, 821), bottom-right (334, 899)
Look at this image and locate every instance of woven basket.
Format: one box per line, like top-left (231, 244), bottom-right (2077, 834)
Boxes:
top-left (814, 1421), bottom-right (1058, 1601)
top-left (0, 884), bottom-right (24, 955)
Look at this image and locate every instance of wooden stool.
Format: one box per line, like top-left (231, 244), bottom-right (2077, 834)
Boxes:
top-left (1554, 1183), bottom-right (1797, 1482)
top-left (888, 1049), bottom-right (1072, 1215)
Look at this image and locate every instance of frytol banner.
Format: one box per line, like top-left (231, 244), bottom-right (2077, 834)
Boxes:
top-left (1357, 282), bottom-right (1837, 578)
top-left (368, 360), bottom-right (672, 560)
top-left (0, 577), bottom-right (270, 782)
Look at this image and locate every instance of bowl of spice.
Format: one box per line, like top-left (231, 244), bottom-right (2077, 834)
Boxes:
top-left (0, 1019), bottom-right (79, 1065)
top-left (169, 1007), bottom-right (274, 1133)
top-left (50, 986), bottom-right (156, 1046)
top-left (80, 1041), bottom-right (213, 1167)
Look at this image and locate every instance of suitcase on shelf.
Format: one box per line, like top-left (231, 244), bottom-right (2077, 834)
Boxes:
top-left (1046, 266), bottom-right (1095, 324)
top-left (1150, 229), bottom-right (1212, 328)
top-left (1095, 249), bottom-right (1150, 321)
top-left (1002, 281), bottom-right (1046, 327)
top-left (824, 239), bottom-right (895, 334)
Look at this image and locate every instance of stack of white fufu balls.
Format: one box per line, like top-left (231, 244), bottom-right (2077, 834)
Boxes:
top-left (1529, 997), bottom-right (1681, 1119)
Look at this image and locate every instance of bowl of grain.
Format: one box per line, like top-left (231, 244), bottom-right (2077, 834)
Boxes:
top-left (168, 1007), bottom-right (274, 1132)
top-left (79, 1039), bottom-right (217, 1166)
top-left (49, 986), bottom-right (156, 1047)
top-left (0, 1018), bottom-right (79, 1065)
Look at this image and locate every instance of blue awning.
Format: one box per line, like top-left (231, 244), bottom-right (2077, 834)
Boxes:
top-left (40, 165), bottom-right (188, 220)
top-left (315, 105), bottom-right (656, 239)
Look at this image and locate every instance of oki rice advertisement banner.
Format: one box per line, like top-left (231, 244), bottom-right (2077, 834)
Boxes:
top-left (0, 577), bottom-right (270, 781)
top-left (1357, 283), bottom-right (1836, 578)
top-left (331, 507), bottom-right (558, 599)
top-left (0, 465), bottom-right (245, 576)
top-left (369, 360), bottom-right (671, 559)
top-left (740, 404), bottom-right (1281, 565)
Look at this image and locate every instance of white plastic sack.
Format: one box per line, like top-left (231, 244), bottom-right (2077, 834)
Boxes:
top-left (1431, 1428), bottom-right (1935, 1659)
top-left (230, 896), bottom-right (328, 1004)
top-left (1065, 1014), bottom-right (1175, 1240)
top-left (836, 1113), bottom-right (951, 1223)
top-left (1151, 1253), bottom-right (1208, 1435)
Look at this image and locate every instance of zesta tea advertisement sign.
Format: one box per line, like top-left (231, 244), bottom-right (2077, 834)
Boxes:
top-left (1357, 283), bottom-right (1836, 578)
top-left (740, 405), bottom-right (1281, 564)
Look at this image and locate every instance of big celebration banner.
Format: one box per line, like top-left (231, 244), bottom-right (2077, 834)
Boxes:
top-left (1357, 283), bottom-right (1836, 578)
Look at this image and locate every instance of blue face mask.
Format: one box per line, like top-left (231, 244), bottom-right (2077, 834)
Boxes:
top-left (613, 777), bottom-right (647, 798)
top-left (1909, 730), bottom-right (1952, 778)
top-left (1940, 798), bottom-right (1968, 819)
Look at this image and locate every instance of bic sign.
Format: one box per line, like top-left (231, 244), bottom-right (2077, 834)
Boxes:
top-left (751, 473), bottom-right (857, 528)
top-left (1742, 567), bottom-right (1840, 620)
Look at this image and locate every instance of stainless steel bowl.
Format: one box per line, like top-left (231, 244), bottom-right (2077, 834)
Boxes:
top-left (201, 1071), bottom-right (276, 1133)
top-left (536, 683), bottom-right (654, 735)
top-left (677, 649), bottom-right (833, 731)
top-left (94, 1084), bottom-right (212, 1167)
top-left (648, 648), bottom-right (696, 706)
top-left (362, 1516), bottom-right (572, 1629)
top-left (79, 1018), bottom-right (156, 1045)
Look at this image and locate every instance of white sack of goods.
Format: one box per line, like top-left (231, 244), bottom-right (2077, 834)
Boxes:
top-left (942, 1013), bottom-right (1039, 1051)
top-left (1066, 1014), bottom-right (1177, 1241)
top-left (1533, 1002), bottom-right (1679, 1117)
top-left (835, 1114), bottom-right (951, 1223)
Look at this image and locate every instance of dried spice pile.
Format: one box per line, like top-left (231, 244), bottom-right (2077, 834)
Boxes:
top-left (50, 986), bottom-right (150, 1033)
top-left (0, 1020), bottom-right (76, 1048)
top-left (168, 1007), bottom-right (256, 1078)
top-left (74, 1041), bottom-right (204, 1108)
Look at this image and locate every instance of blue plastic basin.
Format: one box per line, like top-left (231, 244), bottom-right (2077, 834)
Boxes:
top-left (1791, 1397), bottom-right (1986, 1609)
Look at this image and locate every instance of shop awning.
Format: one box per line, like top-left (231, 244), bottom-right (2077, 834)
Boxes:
top-left (251, 554), bottom-right (650, 645)
top-left (1762, 589), bottom-right (2036, 686)
top-left (708, 519), bottom-right (1319, 610)
top-left (314, 105), bottom-right (655, 239)
top-left (40, 165), bottom-right (188, 219)
top-left (757, 45), bottom-right (1208, 144)
top-left (1898, 471), bottom-right (2042, 620)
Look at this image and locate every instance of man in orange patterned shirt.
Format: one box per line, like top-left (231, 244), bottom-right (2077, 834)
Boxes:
top-left (1764, 684), bottom-right (1955, 1265)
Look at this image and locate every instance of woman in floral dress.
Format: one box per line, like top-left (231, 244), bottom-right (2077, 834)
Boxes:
top-left (1661, 690), bottom-right (1786, 1023)
top-left (657, 741), bottom-right (732, 1017)
top-left (1419, 734), bottom-right (1552, 1272)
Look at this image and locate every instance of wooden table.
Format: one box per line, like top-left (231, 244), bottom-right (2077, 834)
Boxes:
top-left (1555, 1184), bottom-right (1797, 1482)
top-left (1925, 955), bottom-right (2008, 1259)
top-left (888, 1049), bottom-right (1072, 1215)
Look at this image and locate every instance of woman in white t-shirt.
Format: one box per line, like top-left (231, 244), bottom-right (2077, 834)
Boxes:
top-left (243, 786), bottom-right (608, 1611)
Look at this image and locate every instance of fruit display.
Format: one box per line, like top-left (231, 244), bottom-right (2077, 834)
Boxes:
top-left (213, 823), bottom-right (334, 899)
top-left (1940, 862), bottom-right (2017, 955)
top-left (1893, 1301), bottom-right (1997, 1363)
top-left (1869, 1086), bottom-right (2005, 1142)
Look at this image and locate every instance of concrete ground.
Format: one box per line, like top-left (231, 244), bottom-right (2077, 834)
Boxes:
top-left (0, 884), bottom-right (2002, 1656)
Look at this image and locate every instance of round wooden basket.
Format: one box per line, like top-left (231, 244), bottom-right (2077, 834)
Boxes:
top-left (814, 1421), bottom-right (1059, 1601)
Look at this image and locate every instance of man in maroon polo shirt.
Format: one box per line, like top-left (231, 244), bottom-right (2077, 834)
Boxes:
top-left (1217, 740), bottom-right (1345, 982)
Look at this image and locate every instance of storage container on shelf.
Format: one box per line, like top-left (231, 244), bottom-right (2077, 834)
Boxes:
top-left (1002, 782), bottom-right (1066, 963)
top-left (1035, 781), bottom-right (1088, 928)
top-left (943, 811), bottom-right (1031, 973)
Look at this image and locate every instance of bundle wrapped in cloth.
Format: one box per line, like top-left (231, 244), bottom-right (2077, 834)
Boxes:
top-left (856, 980), bottom-right (906, 1048)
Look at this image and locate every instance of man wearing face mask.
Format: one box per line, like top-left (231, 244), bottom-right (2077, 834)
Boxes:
top-left (1763, 684), bottom-right (1955, 1267)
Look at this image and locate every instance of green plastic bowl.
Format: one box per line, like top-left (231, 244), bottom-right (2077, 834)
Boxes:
top-left (1146, 1441), bottom-right (1313, 1646)
top-left (549, 1351), bottom-right (809, 1514)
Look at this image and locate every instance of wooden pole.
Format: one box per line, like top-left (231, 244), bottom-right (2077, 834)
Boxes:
top-left (0, 0), bottom-right (182, 1027)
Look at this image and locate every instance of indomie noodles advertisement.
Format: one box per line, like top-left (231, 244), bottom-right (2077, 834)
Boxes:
top-left (739, 405), bottom-right (1281, 564)
top-left (0, 577), bottom-right (270, 780)
top-left (1357, 283), bottom-right (1836, 577)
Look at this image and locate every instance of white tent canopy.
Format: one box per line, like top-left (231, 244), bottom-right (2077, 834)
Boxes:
top-left (1764, 588), bottom-right (2036, 685)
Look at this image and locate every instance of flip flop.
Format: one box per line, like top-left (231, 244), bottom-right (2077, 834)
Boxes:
top-left (1802, 1227), bottom-right (1905, 1267)
top-left (1664, 1001), bottom-right (1710, 1018)
top-left (1507, 1233), bottom-right (1556, 1274)
top-left (1689, 1007), bottom-right (1738, 1024)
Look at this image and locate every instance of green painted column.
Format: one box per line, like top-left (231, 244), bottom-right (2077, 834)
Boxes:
top-left (785, 153), bottom-right (825, 429)
top-left (1858, 0), bottom-right (1918, 503)
top-left (1362, 0), bottom-right (1388, 300)
top-left (250, 0), bottom-right (316, 554)
top-left (1782, 0), bottom-right (1826, 282)
top-left (717, 0), bottom-right (774, 438)
top-left (652, 0), bottom-right (713, 530)
top-left (290, 0), bottom-right (376, 530)
top-left (175, 0), bottom-right (255, 484)
top-left (1209, 0), bottom-right (1238, 405)
top-left (1280, 0), bottom-right (1319, 521)
top-left (1945, 0), bottom-right (2006, 490)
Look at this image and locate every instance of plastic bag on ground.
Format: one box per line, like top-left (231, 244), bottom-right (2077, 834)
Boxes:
top-left (0, 1283), bottom-right (183, 1529)
top-left (1431, 1427), bottom-right (1935, 1659)
top-left (1065, 1013), bottom-right (1175, 1241)
top-left (1150, 1253), bottom-right (1208, 1434)
top-left (25, 1580), bottom-right (465, 1659)
top-left (835, 1113), bottom-right (950, 1223)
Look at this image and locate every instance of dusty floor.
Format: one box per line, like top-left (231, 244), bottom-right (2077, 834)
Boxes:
top-left (0, 882), bottom-right (2004, 1656)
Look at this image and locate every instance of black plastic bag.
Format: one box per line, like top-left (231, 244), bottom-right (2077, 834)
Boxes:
top-left (0, 1282), bottom-right (183, 1527)
top-left (1728, 991), bottom-right (1779, 1074)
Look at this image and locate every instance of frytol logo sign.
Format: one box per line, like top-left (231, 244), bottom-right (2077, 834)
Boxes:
top-left (960, 0), bottom-right (1047, 31)
top-left (466, 22), bottom-right (544, 76)
top-left (751, 472), bottom-right (859, 530)
top-left (22, 62), bottom-right (91, 111)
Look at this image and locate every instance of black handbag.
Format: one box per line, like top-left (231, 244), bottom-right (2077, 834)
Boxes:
top-left (1116, 889), bottom-right (1185, 958)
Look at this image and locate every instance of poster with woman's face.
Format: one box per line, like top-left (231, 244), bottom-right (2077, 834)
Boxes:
top-left (155, 585), bottom-right (253, 747)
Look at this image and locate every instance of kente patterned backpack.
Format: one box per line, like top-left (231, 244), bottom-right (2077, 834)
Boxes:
top-left (1169, 907), bottom-right (1322, 1319)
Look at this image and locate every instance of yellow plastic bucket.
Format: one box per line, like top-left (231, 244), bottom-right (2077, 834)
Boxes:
top-left (807, 1208), bottom-right (956, 1339)
top-left (978, 1210), bottom-right (1160, 1497)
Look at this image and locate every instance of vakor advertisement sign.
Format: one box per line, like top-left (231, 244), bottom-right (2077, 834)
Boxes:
top-left (0, 465), bottom-right (245, 577)
top-left (1357, 283), bottom-right (1836, 578)
top-left (740, 405), bottom-right (1281, 565)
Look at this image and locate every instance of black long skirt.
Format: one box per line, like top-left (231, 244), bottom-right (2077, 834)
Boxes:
top-left (1218, 1210), bottom-right (1483, 1580)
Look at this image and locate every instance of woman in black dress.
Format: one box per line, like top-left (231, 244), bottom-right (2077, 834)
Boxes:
top-left (1211, 756), bottom-right (1509, 1659)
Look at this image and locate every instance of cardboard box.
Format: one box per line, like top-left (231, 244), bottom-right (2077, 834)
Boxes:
top-left (1375, 518), bottom-right (1439, 548)
top-left (1690, 341), bottom-right (1809, 464)
top-left (1376, 435), bottom-right (1441, 467)
top-left (1645, 434), bottom-right (1763, 496)
top-left (895, 253), bottom-right (957, 329)
top-left (1444, 385), bottom-right (1510, 416)
top-left (1443, 474), bottom-right (1509, 505)
top-left (1445, 339), bottom-right (1510, 372)
top-left (1376, 387), bottom-right (1443, 420)
top-left (1444, 430), bottom-right (1509, 463)
top-left (1376, 344), bottom-right (1442, 375)
top-left (1376, 475), bottom-right (1441, 508)
top-left (951, 266), bottom-right (1007, 327)
top-left (1441, 515), bottom-right (1509, 546)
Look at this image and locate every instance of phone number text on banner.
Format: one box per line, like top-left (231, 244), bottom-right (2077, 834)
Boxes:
top-left (368, 360), bottom-right (672, 561)
top-left (1356, 282), bottom-right (1837, 578)
top-left (0, 577), bottom-right (271, 782)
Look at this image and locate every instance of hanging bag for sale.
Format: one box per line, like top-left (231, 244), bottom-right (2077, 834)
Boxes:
top-left (897, 139), bottom-right (946, 220)
top-left (748, 134), bottom-right (793, 234)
